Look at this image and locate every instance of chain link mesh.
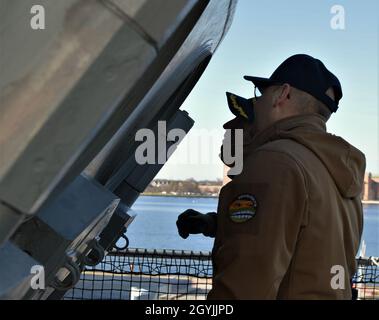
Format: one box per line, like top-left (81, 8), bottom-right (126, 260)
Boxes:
top-left (64, 249), bottom-right (378, 300)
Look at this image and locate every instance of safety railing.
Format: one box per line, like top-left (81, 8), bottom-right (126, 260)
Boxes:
top-left (352, 256), bottom-right (379, 300)
top-left (64, 248), bottom-right (378, 300)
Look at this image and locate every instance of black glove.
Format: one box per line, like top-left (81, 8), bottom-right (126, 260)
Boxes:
top-left (176, 209), bottom-right (217, 239)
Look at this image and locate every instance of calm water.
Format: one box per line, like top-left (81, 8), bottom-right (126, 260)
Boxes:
top-left (124, 196), bottom-right (379, 257)
top-left (362, 204), bottom-right (379, 257)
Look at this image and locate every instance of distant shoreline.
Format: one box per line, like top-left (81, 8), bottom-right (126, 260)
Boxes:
top-left (141, 194), bottom-right (379, 204)
top-left (141, 193), bottom-right (218, 199)
top-left (362, 201), bottom-right (379, 205)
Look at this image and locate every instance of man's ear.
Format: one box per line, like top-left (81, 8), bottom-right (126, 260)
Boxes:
top-left (274, 83), bottom-right (292, 107)
top-left (273, 84), bottom-right (291, 107)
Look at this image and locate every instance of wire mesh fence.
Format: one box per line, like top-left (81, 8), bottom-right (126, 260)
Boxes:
top-left (64, 249), bottom-right (379, 300)
top-left (352, 257), bottom-right (379, 300)
top-left (65, 249), bottom-right (213, 300)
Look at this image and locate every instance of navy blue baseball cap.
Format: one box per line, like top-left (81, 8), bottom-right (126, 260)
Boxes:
top-left (244, 54), bottom-right (343, 113)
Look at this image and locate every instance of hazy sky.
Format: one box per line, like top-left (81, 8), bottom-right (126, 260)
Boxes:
top-left (157, 0), bottom-right (378, 181)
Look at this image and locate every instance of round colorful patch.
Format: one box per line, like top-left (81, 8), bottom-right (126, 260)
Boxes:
top-left (228, 194), bottom-right (257, 223)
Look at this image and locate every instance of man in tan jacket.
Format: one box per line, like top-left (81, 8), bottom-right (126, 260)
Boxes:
top-left (176, 54), bottom-right (366, 299)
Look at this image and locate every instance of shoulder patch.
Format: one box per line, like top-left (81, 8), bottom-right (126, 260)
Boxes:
top-left (228, 194), bottom-right (258, 223)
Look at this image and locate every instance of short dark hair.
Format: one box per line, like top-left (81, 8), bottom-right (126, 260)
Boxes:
top-left (292, 87), bottom-right (332, 121)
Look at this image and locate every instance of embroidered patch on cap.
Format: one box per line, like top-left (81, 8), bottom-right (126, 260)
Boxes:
top-left (228, 194), bottom-right (258, 223)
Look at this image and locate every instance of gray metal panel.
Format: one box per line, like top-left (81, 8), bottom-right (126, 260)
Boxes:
top-left (37, 174), bottom-right (119, 242)
top-left (0, 0), bottom-right (211, 219)
top-left (0, 203), bottom-right (23, 245)
top-left (0, 242), bottom-right (39, 300)
top-left (110, 0), bottom-right (197, 48)
top-left (0, 0), bottom-right (156, 214)
top-left (10, 174), bottom-right (119, 297)
top-left (85, 0), bottom-right (236, 187)
top-left (12, 174), bottom-right (119, 260)
top-left (0, 0), bottom-right (126, 182)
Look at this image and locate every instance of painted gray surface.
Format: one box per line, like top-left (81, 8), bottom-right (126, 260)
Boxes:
top-left (0, 242), bottom-right (38, 300)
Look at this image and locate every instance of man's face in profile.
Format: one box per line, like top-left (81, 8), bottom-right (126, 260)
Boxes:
top-left (222, 85), bottom-right (275, 136)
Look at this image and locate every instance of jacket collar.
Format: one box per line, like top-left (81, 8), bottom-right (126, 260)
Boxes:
top-left (244, 114), bottom-right (327, 151)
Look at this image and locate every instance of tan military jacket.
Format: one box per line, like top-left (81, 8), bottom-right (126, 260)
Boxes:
top-left (207, 114), bottom-right (366, 300)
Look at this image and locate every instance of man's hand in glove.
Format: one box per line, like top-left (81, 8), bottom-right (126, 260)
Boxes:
top-left (176, 209), bottom-right (217, 239)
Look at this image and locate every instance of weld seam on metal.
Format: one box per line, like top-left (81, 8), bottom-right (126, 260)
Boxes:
top-left (98, 0), bottom-right (159, 53)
